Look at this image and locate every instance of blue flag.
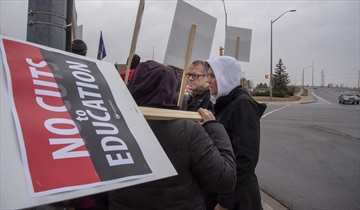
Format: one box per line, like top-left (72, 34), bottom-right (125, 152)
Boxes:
top-left (97, 31), bottom-right (106, 60)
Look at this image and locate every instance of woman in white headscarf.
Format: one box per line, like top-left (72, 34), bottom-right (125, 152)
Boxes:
top-left (204, 56), bottom-right (267, 210)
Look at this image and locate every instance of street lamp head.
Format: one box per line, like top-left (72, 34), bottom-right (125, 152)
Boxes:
top-left (272, 9), bottom-right (297, 23)
top-left (303, 65), bottom-right (311, 70)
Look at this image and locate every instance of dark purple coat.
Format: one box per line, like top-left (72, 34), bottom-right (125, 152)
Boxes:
top-left (107, 61), bottom-right (236, 210)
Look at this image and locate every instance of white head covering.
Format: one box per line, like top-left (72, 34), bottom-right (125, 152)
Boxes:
top-left (206, 56), bottom-right (242, 104)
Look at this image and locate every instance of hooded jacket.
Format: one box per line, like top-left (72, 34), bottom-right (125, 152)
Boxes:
top-left (205, 56), bottom-right (267, 210)
top-left (108, 60), bottom-right (236, 210)
top-left (186, 87), bottom-right (212, 111)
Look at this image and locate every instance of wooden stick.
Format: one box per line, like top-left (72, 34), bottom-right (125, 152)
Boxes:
top-left (235, 36), bottom-right (240, 60)
top-left (139, 106), bottom-right (202, 121)
top-left (71, 1), bottom-right (78, 40)
top-left (124, 0), bottom-right (145, 85)
top-left (177, 24), bottom-right (196, 107)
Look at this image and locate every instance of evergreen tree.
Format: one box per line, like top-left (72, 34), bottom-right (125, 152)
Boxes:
top-left (273, 59), bottom-right (290, 92)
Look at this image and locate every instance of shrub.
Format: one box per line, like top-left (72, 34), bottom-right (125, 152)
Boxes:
top-left (286, 90), bottom-right (294, 96)
top-left (272, 91), bottom-right (286, 97)
top-left (254, 90), bottom-right (295, 98)
top-left (255, 91), bottom-right (270, 96)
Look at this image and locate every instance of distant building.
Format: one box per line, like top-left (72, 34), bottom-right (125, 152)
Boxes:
top-left (253, 87), bottom-right (269, 93)
top-left (253, 83), bottom-right (269, 92)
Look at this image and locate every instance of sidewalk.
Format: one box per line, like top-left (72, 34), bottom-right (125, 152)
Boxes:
top-left (261, 190), bottom-right (288, 210)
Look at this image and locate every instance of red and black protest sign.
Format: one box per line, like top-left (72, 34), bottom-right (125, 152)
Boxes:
top-left (1, 38), bottom-right (152, 197)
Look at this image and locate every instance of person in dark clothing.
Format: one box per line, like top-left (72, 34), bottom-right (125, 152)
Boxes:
top-left (120, 54), bottom-right (141, 82)
top-left (107, 60), bottom-right (236, 210)
top-left (204, 56), bottom-right (267, 210)
top-left (185, 60), bottom-right (212, 111)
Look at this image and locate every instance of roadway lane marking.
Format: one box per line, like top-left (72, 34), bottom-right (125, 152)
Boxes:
top-left (261, 105), bottom-right (289, 119)
top-left (312, 91), bottom-right (332, 104)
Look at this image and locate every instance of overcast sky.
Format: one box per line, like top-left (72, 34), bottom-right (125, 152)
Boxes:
top-left (1, 0), bottom-right (359, 88)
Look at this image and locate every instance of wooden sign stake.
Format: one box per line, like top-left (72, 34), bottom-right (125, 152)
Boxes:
top-left (124, 0), bottom-right (145, 85)
top-left (235, 36), bottom-right (240, 60)
top-left (177, 24), bottom-right (196, 107)
top-left (139, 106), bottom-right (202, 121)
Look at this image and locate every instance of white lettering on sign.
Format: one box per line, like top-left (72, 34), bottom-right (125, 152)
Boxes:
top-left (67, 60), bottom-right (134, 166)
top-left (44, 118), bottom-right (79, 135)
top-left (49, 138), bottom-right (89, 159)
top-left (33, 79), bottom-right (69, 112)
top-left (26, 58), bottom-right (89, 160)
top-left (101, 136), bottom-right (134, 166)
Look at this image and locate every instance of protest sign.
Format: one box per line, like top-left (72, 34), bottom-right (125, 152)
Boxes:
top-left (0, 35), bottom-right (177, 209)
top-left (164, 0), bottom-right (216, 106)
top-left (164, 0), bottom-right (216, 69)
top-left (224, 26), bottom-right (252, 62)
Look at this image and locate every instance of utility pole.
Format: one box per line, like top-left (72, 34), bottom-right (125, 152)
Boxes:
top-left (312, 61), bottom-right (314, 87)
top-left (353, 68), bottom-right (360, 89)
top-left (302, 65), bottom-right (311, 89)
top-left (152, 46), bottom-right (154, 60)
top-left (27, 0), bottom-right (71, 51)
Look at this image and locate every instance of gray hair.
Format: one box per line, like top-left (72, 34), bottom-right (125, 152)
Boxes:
top-left (191, 60), bottom-right (206, 74)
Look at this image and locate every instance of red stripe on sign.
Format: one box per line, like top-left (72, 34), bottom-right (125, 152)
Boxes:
top-left (3, 40), bottom-right (100, 192)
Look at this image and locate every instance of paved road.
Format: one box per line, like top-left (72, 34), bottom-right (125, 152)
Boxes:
top-left (257, 87), bottom-right (360, 209)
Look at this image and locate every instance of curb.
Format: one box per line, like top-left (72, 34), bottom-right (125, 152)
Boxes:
top-left (255, 96), bottom-right (316, 105)
top-left (261, 190), bottom-right (288, 210)
top-left (253, 88), bottom-right (317, 105)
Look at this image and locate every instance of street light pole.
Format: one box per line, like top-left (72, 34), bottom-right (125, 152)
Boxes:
top-left (222, 0), bottom-right (227, 43)
top-left (353, 68), bottom-right (360, 89)
top-left (302, 66), bottom-right (311, 89)
top-left (270, 9), bottom-right (296, 101)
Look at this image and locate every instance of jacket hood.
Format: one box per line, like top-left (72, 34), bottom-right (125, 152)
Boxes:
top-left (206, 56), bottom-right (241, 103)
top-left (127, 60), bottom-right (179, 109)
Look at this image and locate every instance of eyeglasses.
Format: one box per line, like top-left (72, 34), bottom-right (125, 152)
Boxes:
top-left (185, 73), bottom-right (207, 79)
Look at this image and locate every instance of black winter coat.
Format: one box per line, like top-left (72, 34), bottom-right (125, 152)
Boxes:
top-left (185, 88), bottom-right (212, 112)
top-left (108, 119), bottom-right (236, 210)
top-left (205, 86), bottom-right (266, 210)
